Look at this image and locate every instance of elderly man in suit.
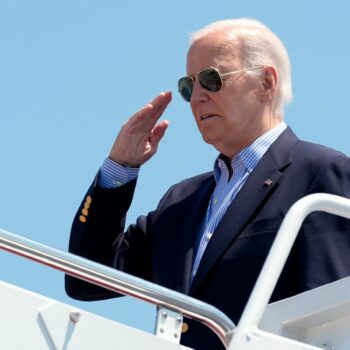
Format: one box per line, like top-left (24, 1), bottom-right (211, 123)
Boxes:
top-left (66, 18), bottom-right (350, 350)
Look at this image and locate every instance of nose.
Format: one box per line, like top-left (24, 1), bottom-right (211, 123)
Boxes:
top-left (190, 79), bottom-right (210, 104)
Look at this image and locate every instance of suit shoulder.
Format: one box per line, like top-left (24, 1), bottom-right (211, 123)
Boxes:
top-left (168, 171), bottom-right (214, 195)
top-left (175, 171), bottom-right (214, 186)
top-left (293, 140), bottom-right (350, 192)
top-left (296, 139), bottom-right (349, 164)
top-left (156, 171), bottom-right (214, 208)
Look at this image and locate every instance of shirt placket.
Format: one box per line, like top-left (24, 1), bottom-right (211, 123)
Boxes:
top-left (191, 162), bottom-right (246, 281)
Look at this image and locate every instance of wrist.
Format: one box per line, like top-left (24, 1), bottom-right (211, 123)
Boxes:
top-left (108, 156), bottom-right (140, 168)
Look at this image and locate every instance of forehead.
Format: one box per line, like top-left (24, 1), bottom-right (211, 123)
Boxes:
top-left (186, 32), bottom-right (242, 74)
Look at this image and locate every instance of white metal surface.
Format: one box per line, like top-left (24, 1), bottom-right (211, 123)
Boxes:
top-left (223, 329), bottom-right (322, 350)
top-left (0, 280), bottom-right (191, 350)
top-left (154, 307), bottom-right (183, 343)
top-left (261, 276), bottom-right (350, 350)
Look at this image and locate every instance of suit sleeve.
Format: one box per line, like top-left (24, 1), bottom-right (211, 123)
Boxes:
top-left (65, 177), bottom-right (153, 301)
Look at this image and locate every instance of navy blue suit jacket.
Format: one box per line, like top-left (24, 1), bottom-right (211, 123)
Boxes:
top-left (66, 128), bottom-right (350, 350)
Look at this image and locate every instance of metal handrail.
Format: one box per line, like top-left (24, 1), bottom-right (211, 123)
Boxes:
top-left (0, 228), bottom-right (235, 348)
top-left (228, 193), bottom-right (350, 349)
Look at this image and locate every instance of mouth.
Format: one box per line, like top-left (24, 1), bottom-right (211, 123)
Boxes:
top-left (200, 114), bottom-right (219, 121)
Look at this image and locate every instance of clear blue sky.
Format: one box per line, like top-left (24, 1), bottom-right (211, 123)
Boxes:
top-left (1, 0), bottom-right (350, 333)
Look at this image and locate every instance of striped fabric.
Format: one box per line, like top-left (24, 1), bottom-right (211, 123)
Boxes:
top-left (98, 157), bottom-right (139, 188)
top-left (190, 122), bottom-right (287, 280)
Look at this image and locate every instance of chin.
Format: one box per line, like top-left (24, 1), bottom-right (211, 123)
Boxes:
top-left (201, 134), bottom-right (218, 147)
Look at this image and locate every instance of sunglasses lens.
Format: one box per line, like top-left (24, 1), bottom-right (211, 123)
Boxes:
top-left (199, 69), bottom-right (222, 92)
top-left (178, 77), bottom-right (193, 102)
top-left (178, 69), bottom-right (223, 102)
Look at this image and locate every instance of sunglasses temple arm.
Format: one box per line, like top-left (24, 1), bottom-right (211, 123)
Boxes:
top-left (221, 66), bottom-right (265, 77)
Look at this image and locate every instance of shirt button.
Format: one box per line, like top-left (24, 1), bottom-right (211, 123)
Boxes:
top-left (113, 180), bottom-right (123, 187)
top-left (206, 233), bottom-right (212, 241)
top-left (213, 198), bottom-right (218, 205)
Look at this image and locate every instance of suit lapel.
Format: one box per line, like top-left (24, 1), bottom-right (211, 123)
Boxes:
top-left (189, 128), bottom-right (299, 294)
top-left (176, 174), bottom-right (215, 294)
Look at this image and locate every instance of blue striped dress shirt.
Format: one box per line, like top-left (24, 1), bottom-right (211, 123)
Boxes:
top-left (97, 122), bottom-right (287, 280)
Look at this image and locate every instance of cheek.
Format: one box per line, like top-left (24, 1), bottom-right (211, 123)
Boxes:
top-left (190, 101), bottom-right (195, 114)
top-left (214, 96), bottom-right (234, 118)
top-left (190, 103), bottom-right (199, 124)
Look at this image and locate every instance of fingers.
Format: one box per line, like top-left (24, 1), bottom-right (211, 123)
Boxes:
top-left (109, 92), bottom-right (171, 167)
top-left (129, 91), bottom-right (172, 131)
top-left (148, 91), bottom-right (172, 117)
top-left (150, 120), bottom-right (169, 146)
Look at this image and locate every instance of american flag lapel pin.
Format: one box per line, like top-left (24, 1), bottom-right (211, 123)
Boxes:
top-left (264, 179), bottom-right (273, 186)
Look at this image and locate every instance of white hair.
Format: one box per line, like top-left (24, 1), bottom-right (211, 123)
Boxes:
top-left (190, 18), bottom-right (293, 116)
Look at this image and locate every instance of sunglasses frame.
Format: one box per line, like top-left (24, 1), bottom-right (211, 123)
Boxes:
top-left (178, 66), bottom-right (265, 102)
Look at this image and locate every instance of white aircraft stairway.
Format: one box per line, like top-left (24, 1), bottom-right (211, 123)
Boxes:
top-left (1, 193), bottom-right (350, 350)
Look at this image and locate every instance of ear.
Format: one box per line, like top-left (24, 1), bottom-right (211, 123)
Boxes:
top-left (261, 66), bottom-right (277, 102)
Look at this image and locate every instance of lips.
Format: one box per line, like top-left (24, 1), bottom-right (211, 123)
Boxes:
top-left (200, 114), bottom-right (219, 120)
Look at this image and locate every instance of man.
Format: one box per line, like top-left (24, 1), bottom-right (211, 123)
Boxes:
top-left (66, 19), bottom-right (350, 350)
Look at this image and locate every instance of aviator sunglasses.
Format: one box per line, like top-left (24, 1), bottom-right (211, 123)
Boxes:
top-left (177, 66), bottom-right (264, 102)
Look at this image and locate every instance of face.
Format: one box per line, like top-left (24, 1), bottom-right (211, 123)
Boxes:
top-left (186, 31), bottom-right (276, 158)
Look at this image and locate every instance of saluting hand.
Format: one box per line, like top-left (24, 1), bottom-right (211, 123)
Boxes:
top-left (109, 91), bottom-right (172, 167)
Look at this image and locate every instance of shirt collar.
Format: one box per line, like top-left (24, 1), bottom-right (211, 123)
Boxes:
top-left (214, 122), bottom-right (287, 183)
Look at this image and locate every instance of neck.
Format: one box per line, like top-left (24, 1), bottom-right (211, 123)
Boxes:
top-left (219, 118), bottom-right (283, 160)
